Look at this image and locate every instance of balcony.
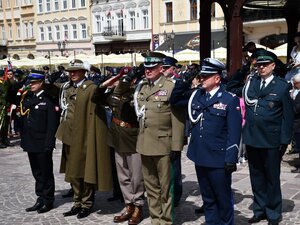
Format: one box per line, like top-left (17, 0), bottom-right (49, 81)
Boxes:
top-left (101, 26), bottom-right (126, 41)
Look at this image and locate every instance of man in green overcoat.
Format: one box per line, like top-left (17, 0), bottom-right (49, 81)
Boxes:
top-left (55, 59), bottom-right (112, 219)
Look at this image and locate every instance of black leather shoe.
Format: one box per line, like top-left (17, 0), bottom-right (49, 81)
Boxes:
top-left (62, 188), bottom-right (74, 198)
top-left (63, 206), bottom-right (81, 217)
top-left (291, 167), bottom-right (300, 173)
top-left (194, 205), bottom-right (204, 214)
top-left (0, 142), bottom-right (7, 148)
top-left (248, 214), bottom-right (267, 223)
top-left (25, 201), bottom-right (44, 212)
top-left (77, 208), bottom-right (91, 219)
top-left (268, 221), bottom-right (279, 225)
top-left (37, 203), bottom-right (53, 213)
top-left (3, 139), bottom-right (13, 146)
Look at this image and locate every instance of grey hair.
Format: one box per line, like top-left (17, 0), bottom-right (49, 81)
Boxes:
top-left (292, 73), bottom-right (300, 82)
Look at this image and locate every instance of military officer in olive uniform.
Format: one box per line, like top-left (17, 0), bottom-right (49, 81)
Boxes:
top-left (56, 59), bottom-right (112, 219)
top-left (242, 52), bottom-right (293, 225)
top-left (10, 70), bottom-right (60, 213)
top-left (92, 67), bottom-right (144, 225)
top-left (134, 52), bottom-right (185, 225)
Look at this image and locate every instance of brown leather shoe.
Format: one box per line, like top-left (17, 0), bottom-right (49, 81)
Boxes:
top-left (113, 204), bottom-right (135, 223)
top-left (128, 206), bottom-right (143, 225)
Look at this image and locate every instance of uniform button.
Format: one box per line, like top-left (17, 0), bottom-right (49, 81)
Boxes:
top-left (200, 135), bottom-right (202, 138)
top-left (257, 105), bottom-right (259, 108)
top-left (255, 113), bottom-right (258, 116)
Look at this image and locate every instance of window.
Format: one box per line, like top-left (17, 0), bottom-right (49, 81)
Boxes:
top-left (7, 0), bottom-right (10, 7)
top-left (116, 13), bottom-right (123, 35)
top-left (129, 11), bottom-right (135, 30)
top-left (72, 24), bottom-right (77, 39)
top-left (95, 15), bottom-right (101, 33)
top-left (62, 0), bottom-right (67, 9)
top-left (63, 24), bottom-right (68, 40)
top-left (0, 1), bottom-right (2, 8)
top-left (190, 0), bottom-right (197, 20)
top-left (29, 22), bottom-right (33, 38)
top-left (38, 0), bottom-right (42, 13)
top-left (1, 25), bottom-right (5, 39)
top-left (24, 22), bottom-right (29, 38)
top-left (15, 0), bottom-right (19, 7)
top-left (54, 0), bottom-right (59, 11)
top-left (166, 2), bottom-right (173, 23)
top-left (40, 27), bottom-right (45, 41)
top-left (8, 24), bottom-right (12, 39)
top-left (46, 0), bottom-right (50, 12)
top-left (80, 0), bottom-right (85, 7)
top-left (106, 14), bottom-right (112, 32)
top-left (142, 10), bottom-right (149, 29)
top-left (81, 23), bottom-right (87, 39)
top-left (71, 0), bottom-right (76, 8)
top-left (55, 25), bottom-right (60, 40)
top-left (16, 23), bottom-right (20, 38)
top-left (47, 26), bottom-right (52, 41)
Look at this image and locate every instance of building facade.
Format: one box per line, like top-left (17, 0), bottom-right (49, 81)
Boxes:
top-left (153, 0), bottom-right (226, 54)
top-left (91, 0), bottom-right (151, 55)
top-left (0, 0), bottom-right (35, 60)
top-left (35, 0), bottom-right (93, 58)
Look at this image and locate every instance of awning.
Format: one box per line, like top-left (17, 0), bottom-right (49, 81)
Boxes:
top-left (155, 31), bottom-right (227, 53)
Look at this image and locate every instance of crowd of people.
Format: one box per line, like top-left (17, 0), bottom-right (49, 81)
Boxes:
top-left (0, 32), bottom-right (300, 225)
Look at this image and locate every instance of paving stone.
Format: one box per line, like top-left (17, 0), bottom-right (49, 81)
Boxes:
top-left (1, 141), bottom-right (300, 224)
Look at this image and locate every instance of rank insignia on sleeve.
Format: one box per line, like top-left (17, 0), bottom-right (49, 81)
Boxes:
top-left (156, 90), bottom-right (168, 96)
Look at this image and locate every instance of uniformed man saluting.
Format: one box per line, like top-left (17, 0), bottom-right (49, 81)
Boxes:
top-left (134, 52), bottom-right (185, 225)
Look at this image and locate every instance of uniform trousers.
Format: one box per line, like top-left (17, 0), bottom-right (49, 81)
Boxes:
top-left (63, 145), bottom-right (95, 209)
top-left (115, 151), bottom-right (144, 206)
top-left (27, 151), bottom-right (55, 205)
top-left (195, 166), bottom-right (234, 225)
top-left (71, 178), bottom-right (95, 209)
top-left (247, 145), bottom-right (282, 222)
top-left (172, 152), bottom-right (182, 205)
top-left (141, 154), bottom-right (172, 225)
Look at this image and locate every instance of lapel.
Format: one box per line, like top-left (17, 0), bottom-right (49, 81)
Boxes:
top-left (205, 87), bottom-right (223, 107)
top-left (259, 76), bottom-right (276, 97)
top-left (253, 76), bottom-right (261, 97)
top-left (145, 76), bottom-right (166, 100)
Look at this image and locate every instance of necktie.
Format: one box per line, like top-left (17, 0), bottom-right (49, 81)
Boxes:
top-left (260, 80), bottom-right (266, 91)
top-left (206, 93), bottom-right (211, 101)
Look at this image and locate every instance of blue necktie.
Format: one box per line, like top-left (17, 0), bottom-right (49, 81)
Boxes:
top-left (206, 93), bottom-right (211, 101)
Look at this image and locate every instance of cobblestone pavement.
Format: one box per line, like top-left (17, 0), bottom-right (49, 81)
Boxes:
top-left (1, 138), bottom-right (300, 225)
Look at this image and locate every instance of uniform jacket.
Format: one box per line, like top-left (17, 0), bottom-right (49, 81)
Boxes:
top-left (187, 87), bottom-right (242, 167)
top-left (92, 80), bottom-right (139, 153)
top-left (20, 91), bottom-right (60, 152)
top-left (135, 76), bottom-right (185, 156)
top-left (243, 74), bottom-right (294, 148)
top-left (56, 80), bottom-right (112, 191)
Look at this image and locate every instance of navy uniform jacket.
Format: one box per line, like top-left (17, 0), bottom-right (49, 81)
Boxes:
top-left (242, 74), bottom-right (294, 148)
top-left (187, 87), bottom-right (242, 168)
top-left (20, 91), bottom-right (60, 152)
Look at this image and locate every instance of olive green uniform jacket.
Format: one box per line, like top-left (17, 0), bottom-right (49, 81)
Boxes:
top-left (56, 80), bottom-right (112, 191)
top-left (135, 76), bottom-right (185, 155)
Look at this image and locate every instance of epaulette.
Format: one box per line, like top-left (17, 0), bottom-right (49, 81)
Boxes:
top-left (225, 90), bottom-right (237, 97)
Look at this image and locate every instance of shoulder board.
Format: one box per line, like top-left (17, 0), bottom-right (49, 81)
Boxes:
top-left (225, 90), bottom-right (236, 97)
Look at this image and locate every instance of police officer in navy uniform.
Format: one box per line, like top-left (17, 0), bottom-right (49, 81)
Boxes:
top-left (14, 70), bottom-right (60, 213)
top-left (170, 58), bottom-right (242, 225)
top-left (239, 51), bottom-right (293, 225)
